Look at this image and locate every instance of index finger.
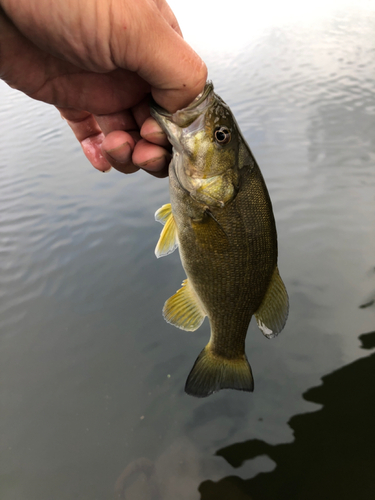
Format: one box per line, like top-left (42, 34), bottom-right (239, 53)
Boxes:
top-left (154, 0), bottom-right (183, 37)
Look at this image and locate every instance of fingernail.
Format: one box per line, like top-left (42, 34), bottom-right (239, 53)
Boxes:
top-left (105, 142), bottom-right (132, 164)
top-left (142, 131), bottom-right (165, 141)
top-left (135, 155), bottom-right (169, 169)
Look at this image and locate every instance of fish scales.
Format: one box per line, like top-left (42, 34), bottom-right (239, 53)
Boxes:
top-left (152, 82), bottom-right (288, 397)
top-left (171, 165), bottom-right (276, 356)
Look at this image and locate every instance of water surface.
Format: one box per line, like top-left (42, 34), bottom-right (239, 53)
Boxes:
top-left (0, 2), bottom-right (374, 499)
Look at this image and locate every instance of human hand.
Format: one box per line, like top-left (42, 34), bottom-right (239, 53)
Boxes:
top-left (0, 0), bottom-right (207, 176)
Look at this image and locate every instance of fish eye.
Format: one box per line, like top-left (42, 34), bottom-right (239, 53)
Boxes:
top-left (214, 127), bottom-right (231, 145)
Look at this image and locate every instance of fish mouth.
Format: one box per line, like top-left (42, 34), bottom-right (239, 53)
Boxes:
top-left (150, 81), bottom-right (214, 129)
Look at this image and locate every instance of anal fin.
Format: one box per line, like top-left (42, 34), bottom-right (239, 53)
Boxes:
top-left (163, 279), bottom-right (206, 331)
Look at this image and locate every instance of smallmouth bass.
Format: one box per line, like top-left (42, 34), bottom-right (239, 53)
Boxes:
top-left (151, 82), bottom-right (288, 398)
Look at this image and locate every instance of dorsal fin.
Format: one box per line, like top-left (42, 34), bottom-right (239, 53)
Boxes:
top-left (163, 279), bottom-right (206, 331)
top-left (255, 267), bottom-right (289, 339)
top-left (155, 203), bottom-right (178, 258)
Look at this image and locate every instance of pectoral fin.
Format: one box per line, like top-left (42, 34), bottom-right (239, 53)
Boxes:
top-left (155, 203), bottom-right (172, 225)
top-left (155, 203), bottom-right (178, 258)
top-left (163, 279), bottom-right (206, 331)
top-left (255, 267), bottom-right (289, 339)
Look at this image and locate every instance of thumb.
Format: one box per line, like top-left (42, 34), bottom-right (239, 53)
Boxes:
top-left (111, 0), bottom-right (207, 113)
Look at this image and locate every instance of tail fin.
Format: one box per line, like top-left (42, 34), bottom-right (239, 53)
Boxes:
top-left (185, 346), bottom-right (254, 398)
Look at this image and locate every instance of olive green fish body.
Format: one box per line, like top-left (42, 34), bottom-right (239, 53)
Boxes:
top-left (170, 158), bottom-right (277, 353)
top-left (152, 82), bottom-right (288, 397)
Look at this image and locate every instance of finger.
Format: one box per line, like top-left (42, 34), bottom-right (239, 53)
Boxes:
top-left (46, 69), bottom-right (150, 115)
top-left (101, 130), bottom-right (140, 175)
top-left (131, 97), bottom-right (152, 129)
top-left (154, 0), bottom-right (183, 37)
top-left (140, 117), bottom-right (170, 147)
top-left (58, 107), bottom-right (112, 172)
top-left (110, 2), bottom-right (207, 113)
top-left (133, 139), bottom-right (170, 178)
top-left (131, 98), bottom-right (170, 147)
top-left (95, 111), bottom-right (145, 174)
top-left (94, 110), bottom-right (138, 135)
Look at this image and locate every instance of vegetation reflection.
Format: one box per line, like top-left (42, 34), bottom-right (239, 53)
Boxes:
top-left (200, 330), bottom-right (375, 500)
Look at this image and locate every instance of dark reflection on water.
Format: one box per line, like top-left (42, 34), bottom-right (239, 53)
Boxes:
top-left (204, 331), bottom-right (375, 500)
top-left (359, 271), bottom-right (375, 310)
top-left (114, 332), bottom-right (375, 499)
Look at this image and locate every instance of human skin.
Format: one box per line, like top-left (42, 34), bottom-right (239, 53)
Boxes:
top-left (0, 0), bottom-right (207, 175)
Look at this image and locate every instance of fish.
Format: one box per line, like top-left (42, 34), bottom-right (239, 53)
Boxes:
top-left (150, 82), bottom-right (289, 398)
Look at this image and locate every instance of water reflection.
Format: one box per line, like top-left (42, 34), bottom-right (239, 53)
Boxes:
top-left (199, 330), bottom-right (375, 500)
top-left (360, 268), bottom-right (375, 309)
top-left (114, 439), bottom-right (205, 500)
top-left (113, 330), bottom-right (375, 499)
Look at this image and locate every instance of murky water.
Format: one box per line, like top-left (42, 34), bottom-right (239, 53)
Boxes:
top-left (1, 2), bottom-right (374, 499)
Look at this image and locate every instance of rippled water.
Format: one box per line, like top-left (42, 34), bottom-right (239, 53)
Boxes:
top-left (1, 3), bottom-right (374, 500)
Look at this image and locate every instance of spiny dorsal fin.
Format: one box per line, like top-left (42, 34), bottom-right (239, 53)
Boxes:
top-left (163, 279), bottom-right (206, 331)
top-left (154, 203), bottom-right (178, 258)
top-left (185, 345), bottom-right (254, 398)
top-left (255, 266), bottom-right (289, 339)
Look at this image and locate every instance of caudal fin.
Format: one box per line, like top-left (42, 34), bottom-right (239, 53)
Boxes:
top-left (185, 346), bottom-right (254, 398)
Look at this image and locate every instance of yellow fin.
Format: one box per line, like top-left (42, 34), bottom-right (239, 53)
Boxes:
top-left (155, 203), bottom-right (172, 225)
top-left (185, 345), bottom-right (254, 398)
top-left (163, 279), bottom-right (206, 331)
top-left (154, 203), bottom-right (178, 258)
top-left (255, 267), bottom-right (289, 339)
